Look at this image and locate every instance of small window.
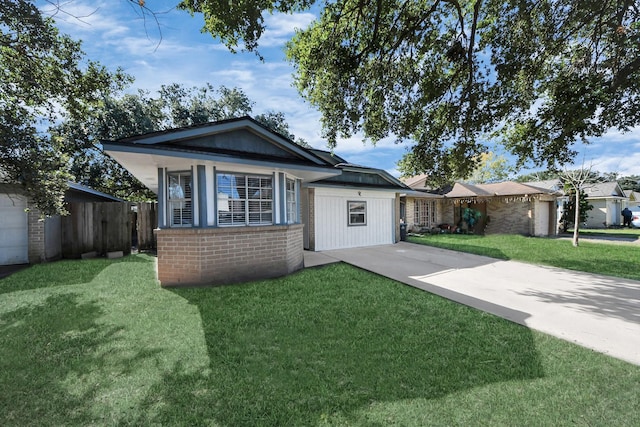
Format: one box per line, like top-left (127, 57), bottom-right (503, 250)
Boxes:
top-left (167, 172), bottom-right (192, 227)
top-left (286, 178), bottom-right (297, 224)
top-left (348, 201), bottom-right (366, 226)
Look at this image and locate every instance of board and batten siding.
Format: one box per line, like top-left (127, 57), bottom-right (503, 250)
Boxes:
top-left (312, 187), bottom-right (396, 251)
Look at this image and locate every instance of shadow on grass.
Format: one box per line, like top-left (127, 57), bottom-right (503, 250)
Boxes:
top-left (0, 255), bottom-right (154, 295)
top-left (135, 264), bottom-right (543, 425)
top-left (0, 293), bottom-right (128, 425)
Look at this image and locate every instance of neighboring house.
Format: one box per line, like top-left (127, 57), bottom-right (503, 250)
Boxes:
top-left (401, 178), bottom-right (560, 236)
top-left (624, 190), bottom-right (640, 209)
top-left (0, 182), bottom-right (122, 266)
top-left (582, 182), bottom-right (626, 228)
top-left (443, 181), bottom-right (560, 236)
top-left (103, 116), bottom-right (409, 287)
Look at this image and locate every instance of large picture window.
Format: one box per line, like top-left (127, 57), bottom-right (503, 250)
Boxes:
top-left (348, 201), bottom-right (367, 226)
top-left (167, 172), bottom-right (192, 227)
top-left (286, 178), bottom-right (297, 224)
top-left (217, 173), bottom-right (273, 226)
top-left (415, 199), bottom-right (436, 227)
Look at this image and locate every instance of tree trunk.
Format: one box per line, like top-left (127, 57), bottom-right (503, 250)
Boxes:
top-left (572, 190), bottom-right (580, 247)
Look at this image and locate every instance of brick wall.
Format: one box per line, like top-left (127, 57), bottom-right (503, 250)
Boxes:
top-left (155, 224), bottom-right (305, 287)
top-left (484, 199), bottom-right (531, 235)
top-left (27, 203), bottom-right (46, 263)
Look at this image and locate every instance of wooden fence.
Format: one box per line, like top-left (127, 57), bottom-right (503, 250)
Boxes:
top-left (136, 202), bottom-right (158, 250)
top-left (61, 202), bottom-right (133, 258)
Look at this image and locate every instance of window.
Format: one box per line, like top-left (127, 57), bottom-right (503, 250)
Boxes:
top-left (415, 199), bottom-right (436, 227)
top-left (217, 173), bottom-right (273, 226)
top-left (167, 172), bottom-right (192, 226)
top-left (286, 178), bottom-right (297, 224)
top-left (348, 201), bottom-right (366, 226)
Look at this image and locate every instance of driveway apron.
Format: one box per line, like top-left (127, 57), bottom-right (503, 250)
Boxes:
top-left (310, 242), bottom-right (640, 366)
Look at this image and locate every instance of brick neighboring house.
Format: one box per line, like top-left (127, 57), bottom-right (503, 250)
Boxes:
top-left (104, 116), bottom-right (409, 287)
top-left (0, 182), bottom-right (122, 266)
top-left (401, 178), bottom-right (560, 236)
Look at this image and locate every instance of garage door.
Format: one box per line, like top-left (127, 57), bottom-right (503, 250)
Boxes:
top-left (0, 194), bottom-right (29, 265)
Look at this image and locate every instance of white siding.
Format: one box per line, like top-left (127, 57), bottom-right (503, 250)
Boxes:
top-left (533, 200), bottom-right (550, 236)
top-left (0, 194), bottom-right (28, 265)
top-left (313, 187), bottom-right (395, 251)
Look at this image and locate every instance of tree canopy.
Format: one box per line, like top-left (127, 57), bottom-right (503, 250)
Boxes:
top-left (179, 0), bottom-right (640, 187)
top-left (1, 0), bottom-right (128, 215)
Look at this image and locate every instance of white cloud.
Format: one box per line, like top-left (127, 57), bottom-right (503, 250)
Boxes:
top-left (259, 13), bottom-right (316, 47)
top-left (41, 1), bottom-right (130, 38)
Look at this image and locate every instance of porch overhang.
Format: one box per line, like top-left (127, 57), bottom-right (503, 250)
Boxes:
top-left (103, 143), bottom-right (341, 194)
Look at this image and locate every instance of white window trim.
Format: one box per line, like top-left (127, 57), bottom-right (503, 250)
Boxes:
top-left (167, 171), bottom-right (192, 227)
top-left (217, 172), bottom-right (274, 226)
top-left (347, 200), bottom-right (367, 226)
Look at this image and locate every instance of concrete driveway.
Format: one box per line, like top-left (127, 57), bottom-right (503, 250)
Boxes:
top-left (304, 242), bottom-right (640, 366)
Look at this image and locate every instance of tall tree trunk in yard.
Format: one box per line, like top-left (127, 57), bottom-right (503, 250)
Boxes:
top-left (573, 190), bottom-right (580, 247)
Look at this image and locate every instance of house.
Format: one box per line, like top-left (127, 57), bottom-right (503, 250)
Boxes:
top-left (443, 181), bottom-right (560, 236)
top-left (582, 182), bottom-right (626, 228)
top-left (103, 116), bottom-right (409, 287)
top-left (0, 182), bottom-right (122, 266)
top-left (624, 190), bottom-right (640, 209)
top-left (401, 178), bottom-right (560, 236)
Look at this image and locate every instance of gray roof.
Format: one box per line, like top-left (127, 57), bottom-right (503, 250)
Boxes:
top-left (583, 182), bottom-right (625, 198)
top-left (445, 181), bottom-right (557, 198)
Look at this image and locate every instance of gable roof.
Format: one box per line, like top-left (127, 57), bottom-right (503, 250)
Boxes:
top-left (313, 162), bottom-right (410, 190)
top-left (401, 174), bottom-right (432, 190)
top-left (523, 179), bottom-right (563, 192)
top-left (66, 182), bottom-right (123, 202)
top-left (445, 181), bottom-right (558, 199)
top-left (103, 116), bottom-right (341, 193)
top-left (583, 182), bottom-right (626, 199)
top-left (625, 190), bottom-right (640, 202)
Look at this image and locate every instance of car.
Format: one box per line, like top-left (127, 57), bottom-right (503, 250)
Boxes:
top-left (632, 209), bottom-right (640, 228)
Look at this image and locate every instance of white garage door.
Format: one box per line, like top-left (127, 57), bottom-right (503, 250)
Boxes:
top-left (0, 194), bottom-right (29, 265)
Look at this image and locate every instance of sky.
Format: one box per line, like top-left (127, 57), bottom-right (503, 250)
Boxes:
top-left (38, 0), bottom-right (640, 179)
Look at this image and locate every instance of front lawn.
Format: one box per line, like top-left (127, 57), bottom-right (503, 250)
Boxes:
top-left (409, 234), bottom-right (640, 281)
top-left (1, 255), bottom-right (639, 425)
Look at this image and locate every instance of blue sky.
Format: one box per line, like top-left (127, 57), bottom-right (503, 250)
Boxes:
top-left (39, 0), bottom-right (640, 178)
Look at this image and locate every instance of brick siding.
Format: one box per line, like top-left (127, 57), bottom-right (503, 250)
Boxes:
top-left (155, 224), bottom-right (304, 287)
top-left (483, 200), bottom-right (532, 235)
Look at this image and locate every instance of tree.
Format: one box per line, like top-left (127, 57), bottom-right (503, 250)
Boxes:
top-left (179, 0), bottom-right (640, 187)
top-left (55, 84), bottom-right (308, 199)
top-left (462, 151), bottom-right (514, 184)
top-left (618, 175), bottom-right (640, 192)
top-left (559, 190), bottom-right (593, 234)
top-left (559, 167), bottom-right (595, 246)
top-left (1, 0), bottom-right (128, 215)
top-left (515, 170), bottom-right (562, 183)
top-left (254, 111), bottom-right (310, 147)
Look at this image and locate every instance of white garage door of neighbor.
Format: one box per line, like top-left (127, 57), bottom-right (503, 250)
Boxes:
top-left (0, 194), bottom-right (29, 265)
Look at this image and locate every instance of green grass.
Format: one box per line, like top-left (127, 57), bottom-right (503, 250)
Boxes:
top-left (567, 227), bottom-right (640, 239)
top-left (1, 255), bottom-right (639, 425)
top-left (409, 234), bottom-right (640, 281)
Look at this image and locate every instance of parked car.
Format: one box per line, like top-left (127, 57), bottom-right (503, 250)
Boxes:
top-left (632, 208), bottom-right (640, 228)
